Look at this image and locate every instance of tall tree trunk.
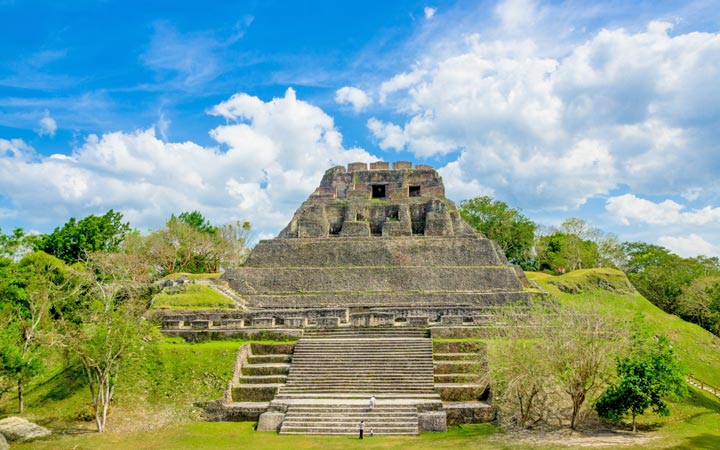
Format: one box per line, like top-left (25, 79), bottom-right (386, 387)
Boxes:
top-left (632, 414), bottom-right (637, 433)
top-left (18, 379), bottom-right (23, 413)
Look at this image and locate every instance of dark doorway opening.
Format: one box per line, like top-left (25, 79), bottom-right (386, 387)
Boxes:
top-left (409, 185), bottom-right (421, 197)
top-left (372, 185), bottom-right (386, 198)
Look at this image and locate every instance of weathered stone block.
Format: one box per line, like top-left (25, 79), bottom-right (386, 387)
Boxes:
top-left (250, 343), bottom-right (295, 355)
top-left (382, 220), bottom-right (412, 236)
top-left (231, 385), bottom-right (279, 402)
top-left (445, 402), bottom-right (495, 425)
top-left (350, 312), bottom-right (394, 327)
top-left (241, 365), bottom-right (288, 376)
top-left (436, 384), bottom-right (488, 402)
top-left (191, 320), bottom-right (210, 329)
top-left (283, 317), bottom-right (307, 328)
top-left (440, 315), bottom-right (464, 326)
top-left (348, 162), bottom-right (369, 172)
top-left (257, 411), bottom-right (285, 431)
top-left (252, 317), bottom-right (275, 328)
top-left (418, 411), bottom-right (447, 432)
top-left (205, 400), bottom-right (268, 422)
top-left (224, 319), bottom-right (244, 329)
top-left (434, 361), bottom-right (481, 374)
top-left (0, 417), bottom-right (51, 442)
top-left (298, 220), bottom-right (328, 238)
top-left (316, 317), bottom-right (340, 327)
top-left (392, 161), bottom-right (412, 170)
top-left (339, 221), bottom-right (371, 236)
top-left (162, 320), bottom-right (183, 329)
top-left (407, 316), bottom-right (429, 326)
top-left (347, 189), bottom-right (371, 199)
top-left (370, 161), bottom-right (390, 170)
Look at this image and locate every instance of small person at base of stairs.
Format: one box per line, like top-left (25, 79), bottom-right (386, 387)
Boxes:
top-left (369, 427), bottom-right (374, 437)
top-left (359, 420), bottom-right (365, 439)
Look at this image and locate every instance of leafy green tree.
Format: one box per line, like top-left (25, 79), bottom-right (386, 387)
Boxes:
top-left (595, 328), bottom-right (687, 432)
top-left (0, 228), bottom-right (40, 260)
top-left (52, 251), bottom-right (151, 432)
top-left (459, 196), bottom-right (537, 267)
top-left (37, 210), bottom-right (131, 264)
top-left (174, 210), bottom-right (217, 234)
top-left (621, 243), bottom-right (718, 315)
top-left (0, 251), bottom-right (74, 412)
top-left (676, 276), bottom-right (720, 336)
top-left (137, 216), bottom-right (250, 275)
top-left (535, 232), bottom-right (599, 273)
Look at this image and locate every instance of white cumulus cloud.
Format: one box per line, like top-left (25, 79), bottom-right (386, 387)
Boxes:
top-left (366, 19), bottom-right (720, 212)
top-left (606, 194), bottom-right (720, 226)
top-left (424, 7), bottom-right (437, 19)
top-left (0, 88), bottom-right (375, 235)
top-left (334, 86), bottom-right (372, 113)
top-left (37, 110), bottom-right (57, 137)
top-left (658, 234), bottom-right (719, 258)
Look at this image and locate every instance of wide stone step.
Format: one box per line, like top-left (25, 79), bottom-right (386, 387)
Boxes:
top-left (274, 392), bottom-right (441, 399)
top-left (284, 415), bottom-right (416, 422)
top-left (281, 385), bottom-right (434, 389)
top-left (239, 375), bottom-right (288, 384)
top-left (247, 355), bottom-right (292, 364)
top-left (434, 374), bottom-right (480, 383)
top-left (280, 428), bottom-right (417, 435)
top-left (286, 407), bottom-right (417, 413)
top-left (433, 353), bottom-right (480, 361)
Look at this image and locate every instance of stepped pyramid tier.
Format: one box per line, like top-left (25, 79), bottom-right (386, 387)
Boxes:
top-left (218, 161), bottom-right (531, 325)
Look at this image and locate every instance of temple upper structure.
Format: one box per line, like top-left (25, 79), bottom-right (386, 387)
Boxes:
top-left (279, 161), bottom-right (475, 238)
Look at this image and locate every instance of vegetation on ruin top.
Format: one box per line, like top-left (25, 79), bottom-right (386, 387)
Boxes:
top-left (151, 285), bottom-right (236, 309)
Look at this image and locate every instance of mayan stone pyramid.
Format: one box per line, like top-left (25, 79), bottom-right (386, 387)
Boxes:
top-left (222, 161), bottom-right (530, 326)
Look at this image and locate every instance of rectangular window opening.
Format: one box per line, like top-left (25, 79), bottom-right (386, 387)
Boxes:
top-left (409, 185), bottom-right (421, 197)
top-left (372, 184), bottom-right (386, 198)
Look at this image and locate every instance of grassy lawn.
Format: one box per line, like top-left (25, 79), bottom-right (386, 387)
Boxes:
top-left (151, 284), bottom-right (235, 309)
top-left (12, 422), bottom-right (524, 450)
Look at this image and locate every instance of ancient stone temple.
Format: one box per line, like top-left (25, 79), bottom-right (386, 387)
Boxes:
top-left (221, 161), bottom-right (530, 327)
top-left (166, 161), bottom-right (533, 435)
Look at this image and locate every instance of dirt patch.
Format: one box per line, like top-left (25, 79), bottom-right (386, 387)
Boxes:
top-left (493, 428), bottom-right (656, 448)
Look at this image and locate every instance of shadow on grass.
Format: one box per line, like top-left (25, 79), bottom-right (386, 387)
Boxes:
top-left (35, 364), bottom-right (87, 404)
top-left (667, 433), bottom-right (720, 450)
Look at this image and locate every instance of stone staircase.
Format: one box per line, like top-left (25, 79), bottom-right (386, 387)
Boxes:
top-left (280, 402), bottom-right (419, 435)
top-left (261, 328), bottom-right (444, 435)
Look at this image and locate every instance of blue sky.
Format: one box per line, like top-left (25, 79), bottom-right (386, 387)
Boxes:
top-left (1, 0), bottom-right (720, 257)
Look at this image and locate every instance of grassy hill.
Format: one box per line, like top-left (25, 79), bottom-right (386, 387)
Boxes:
top-left (527, 268), bottom-right (720, 387)
top-left (3, 268), bottom-right (720, 449)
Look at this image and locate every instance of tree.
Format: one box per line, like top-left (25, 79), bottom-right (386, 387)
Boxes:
top-left (535, 232), bottom-right (600, 274)
top-left (676, 276), bottom-right (720, 336)
top-left (137, 216), bottom-right (251, 275)
top-left (52, 251), bottom-right (151, 432)
top-left (175, 211), bottom-right (217, 234)
top-left (459, 196), bottom-right (537, 267)
top-left (487, 303), bottom-right (623, 429)
top-left (620, 242), bottom-right (717, 315)
top-left (486, 306), bottom-right (554, 428)
top-left (0, 228), bottom-right (39, 261)
top-left (37, 210), bottom-right (131, 264)
top-left (596, 327), bottom-right (687, 432)
top-left (543, 306), bottom-right (621, 429)
top-left (0, 251), bottom-right (74, 412)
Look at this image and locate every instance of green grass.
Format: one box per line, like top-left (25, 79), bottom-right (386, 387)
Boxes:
top-left (529, 268), bottom-right (720, 387)
top-left (0, 336), bottom-right (291, 431)
top-left (151, 284), bottom-right (235, 309)
top-left (12, 422), bottom-right (520, 450)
